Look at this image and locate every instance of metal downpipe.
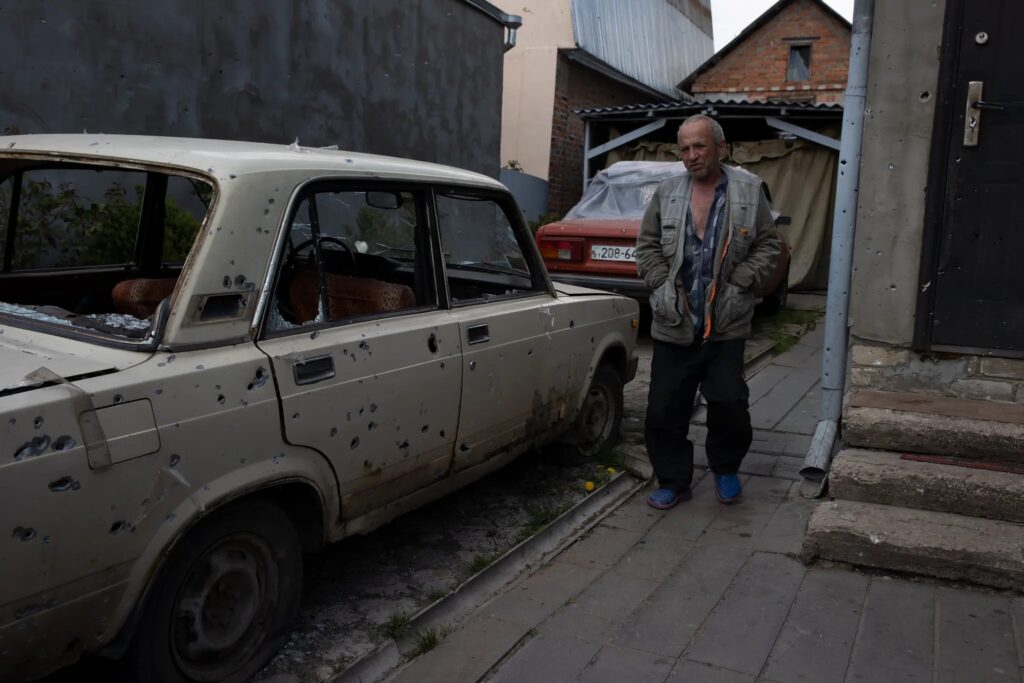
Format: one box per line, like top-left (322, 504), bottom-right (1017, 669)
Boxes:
top-left (800, 0), bottom-right (875, 498)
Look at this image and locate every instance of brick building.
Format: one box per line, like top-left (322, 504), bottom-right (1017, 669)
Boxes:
top-left (496, 0), bottom-right (714, 218)
top-left (546, 53), bottom-right (660, 217)
top-left (679, 0), bottom-right (850, 104)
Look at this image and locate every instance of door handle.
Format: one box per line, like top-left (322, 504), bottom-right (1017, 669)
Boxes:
top-left (972, 100), bottom-right (1005, 111)
top-left (293, 355), bottom-right (335, 385)
top-left (467, 324), bottom-right (490, 345)
top-left (964, 80), bottom-right (983, 147)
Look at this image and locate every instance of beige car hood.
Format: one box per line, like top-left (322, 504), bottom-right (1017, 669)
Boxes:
top-left (0, 326), bottom-right (149, 394)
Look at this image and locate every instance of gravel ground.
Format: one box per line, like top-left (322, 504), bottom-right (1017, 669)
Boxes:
top-left (253, 449), bottom-right (620, 682)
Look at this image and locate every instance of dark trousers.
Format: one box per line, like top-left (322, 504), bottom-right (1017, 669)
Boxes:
top-left (645, 338), bottom-right (752, 492)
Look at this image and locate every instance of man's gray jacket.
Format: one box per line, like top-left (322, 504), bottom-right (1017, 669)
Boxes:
top-left (635, 164), bottom-right (782, 346)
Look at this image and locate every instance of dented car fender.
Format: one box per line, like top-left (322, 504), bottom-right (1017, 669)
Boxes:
top-left (572, 328), bottom-right (636, 416)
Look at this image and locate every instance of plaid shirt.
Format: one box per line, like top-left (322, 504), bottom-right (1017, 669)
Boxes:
top-left (679, 174), bottom-right (728, 333)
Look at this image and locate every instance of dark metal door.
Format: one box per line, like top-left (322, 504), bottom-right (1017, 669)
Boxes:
top-left (924, 0), bottom-right (1024, 353)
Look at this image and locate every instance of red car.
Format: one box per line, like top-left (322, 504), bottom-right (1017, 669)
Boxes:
top-left (536, 161), bottom-right (789, 310)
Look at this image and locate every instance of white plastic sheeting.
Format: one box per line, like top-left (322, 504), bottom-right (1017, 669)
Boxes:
top-left (564, 161), bottom-right (685, 220)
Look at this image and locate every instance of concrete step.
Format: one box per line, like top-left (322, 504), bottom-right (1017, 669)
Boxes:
top-left (843, 389), bottom-right (1024, 463)
top-left (802, 499), bottom-right (1024, 591)
top-left (830, 448), bottom-right (1024, 524)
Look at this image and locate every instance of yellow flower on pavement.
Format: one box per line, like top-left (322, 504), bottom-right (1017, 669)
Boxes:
top-left (606, 467), bottom-right (617, 475)
top-left (584, 481), bottom-right (595, 492)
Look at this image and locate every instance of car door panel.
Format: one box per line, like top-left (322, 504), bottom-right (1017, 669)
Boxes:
top-left (446, 297), bottom-right (563, 471)
top-left (259, 184), bottom-right (461, 520)
top-left (259, 313), bottom-right (462, 518)
top-left (435, 189), bottom-right (572, 471)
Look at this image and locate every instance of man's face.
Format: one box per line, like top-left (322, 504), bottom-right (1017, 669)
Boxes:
top-left (678, 120), bottom-right (725, 181)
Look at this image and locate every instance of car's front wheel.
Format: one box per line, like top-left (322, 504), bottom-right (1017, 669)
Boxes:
top-left (123, 499), bottom-right (303, 683)
top-left (572, 364), bottom-right (624, 459)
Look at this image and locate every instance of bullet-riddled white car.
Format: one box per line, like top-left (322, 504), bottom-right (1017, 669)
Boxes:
top-left (0, 136), bottom-right (638, 682)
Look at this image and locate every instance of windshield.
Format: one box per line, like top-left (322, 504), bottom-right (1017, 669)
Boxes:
top-left (563, 161), bottom-right (686, 220)
top-left (0, 161), bottom-right (212, 343)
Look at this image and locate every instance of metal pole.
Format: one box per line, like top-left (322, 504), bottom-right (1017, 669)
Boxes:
top-left (583, 120), bottom-right (592, 194)
top-left (800, 0), bottom-right (874, 497)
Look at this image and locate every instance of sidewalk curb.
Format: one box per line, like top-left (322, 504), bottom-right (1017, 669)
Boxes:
top-left (333, 470), bottom-right (648, 683)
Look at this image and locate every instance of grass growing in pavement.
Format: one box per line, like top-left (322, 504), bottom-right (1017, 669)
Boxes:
top-left (426, 588), bottom-right (448, 602)
top-left (411, 624), bottom-right (454, 656)
top-left (758, 308), bottom-right (822, 355)
top-left (469, 553), bottom-right (498, 573)
top-left (381, 611), bottom-right (411, 639)
top-left (514, 501), bottom-right (571, 544)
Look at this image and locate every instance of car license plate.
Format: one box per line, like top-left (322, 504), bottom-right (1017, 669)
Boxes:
top-left (591, 244), bottom-right (636, 262)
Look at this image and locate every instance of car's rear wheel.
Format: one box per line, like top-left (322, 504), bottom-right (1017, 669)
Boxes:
top-left (572, 364), bottom-right (624, 459)
top-left (123, 499), bottom-right (302, 683)
top-left (758, 264), bottom-right (790, 315)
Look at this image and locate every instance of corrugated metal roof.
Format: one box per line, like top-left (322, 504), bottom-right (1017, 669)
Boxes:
top-left (574, 97), bottom-right (843, 117)
top-left (571, 0), bottom-right (713, 97)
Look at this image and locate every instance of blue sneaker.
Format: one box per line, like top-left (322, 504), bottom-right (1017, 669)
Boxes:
top-left (647, 487), bottom-right (691, 510)
top-left (713, 474), bottom-right (741, 504)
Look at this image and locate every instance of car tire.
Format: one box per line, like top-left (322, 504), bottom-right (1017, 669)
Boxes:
top-left (571, 364), bottom-right (624, 459)
top-left (122, 499), bottom-right (303, 683)
top-left (758, 267), bottom-right (789, 315)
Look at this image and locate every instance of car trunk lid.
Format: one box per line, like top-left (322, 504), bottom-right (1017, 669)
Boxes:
top-left (0, 326), bottom-right (149, 395)
top-left (535, 218), bottom-right (641, 277)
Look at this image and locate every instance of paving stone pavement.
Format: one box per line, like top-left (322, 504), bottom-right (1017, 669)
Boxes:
top-left (385, 322), bottom-right (1024, 683)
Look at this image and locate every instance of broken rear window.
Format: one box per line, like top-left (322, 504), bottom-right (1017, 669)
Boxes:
top-left (0, 162), bottom-right (212, 343)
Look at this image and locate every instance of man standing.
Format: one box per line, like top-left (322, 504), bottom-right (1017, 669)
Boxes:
top-left (635, 115), bottom-right (782, 509)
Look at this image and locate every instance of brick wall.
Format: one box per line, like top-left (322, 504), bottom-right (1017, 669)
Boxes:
top-left (849, 341), bottom-right (1024, 404)
top-left (690, 0), bottom-right (849, 104)
top-left (547, 53), bottom-right (657, 217)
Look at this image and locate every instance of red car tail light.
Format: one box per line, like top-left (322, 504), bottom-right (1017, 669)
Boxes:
top-left (539, 237), bottom-right (584, 262)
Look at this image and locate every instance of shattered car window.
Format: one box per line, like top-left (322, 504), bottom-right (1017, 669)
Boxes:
top-left (436, 191), bottom-right (542, 303)
top-left (0, 163), bottom-right (211, 342)
top-left (10, 167), bottom-right (145, 268)
top-left (267, 188), bottom-right (430, 332)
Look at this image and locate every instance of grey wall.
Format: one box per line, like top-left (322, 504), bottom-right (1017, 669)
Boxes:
top-left (500, 169), bottom-right (548, 221)
top-left (848, 0), bottom-right (946, 344)
top-left (0, 0), bottom-right (504, 177)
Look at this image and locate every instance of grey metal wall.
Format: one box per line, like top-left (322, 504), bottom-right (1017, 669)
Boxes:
top-left (500, 169), bottom-right (548, 221)
top-left (570, 0), bottom-right (713, 96)
top-left (0, 0), bottom-right (504, 177)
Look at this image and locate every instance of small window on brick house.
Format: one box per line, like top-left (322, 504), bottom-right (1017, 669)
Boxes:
top-left (787, 44), bottom-right (812, 81)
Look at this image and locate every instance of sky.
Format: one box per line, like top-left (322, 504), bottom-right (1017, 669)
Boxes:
top-left (711, 0), bottom-right (855, 50)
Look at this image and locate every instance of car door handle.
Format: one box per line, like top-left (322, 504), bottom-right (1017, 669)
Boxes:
top-left (293, 355), bottom-right (335, 385)
top-left (467, 324), bottom-right (490, 345)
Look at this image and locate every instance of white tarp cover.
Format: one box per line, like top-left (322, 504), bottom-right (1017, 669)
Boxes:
top-left (564, 161), bottom-right (686, 220)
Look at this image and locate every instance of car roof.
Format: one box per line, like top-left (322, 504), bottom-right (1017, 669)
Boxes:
top-left (0, 134), bottom-right (506, 190)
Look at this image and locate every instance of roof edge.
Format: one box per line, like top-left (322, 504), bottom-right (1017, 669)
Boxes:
top-left (458, 0), bottom-right (523, 28)
top-left (676, 0), bottom-right (852, 91)
top-left (560, 48), bottom-right (680, 102)
top-left (573, 98), bottom-right (843, 119)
